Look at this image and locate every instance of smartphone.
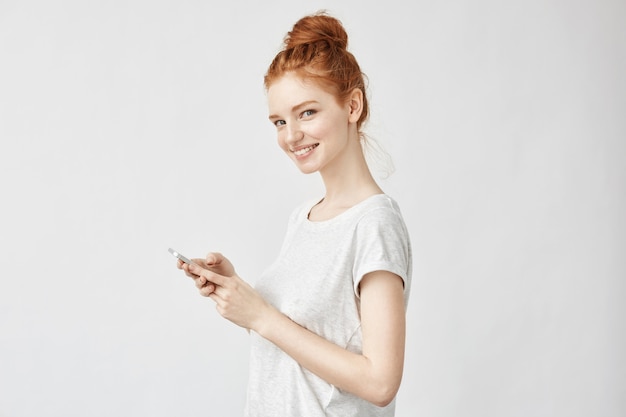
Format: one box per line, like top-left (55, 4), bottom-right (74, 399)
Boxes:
top-left (168, 247), bottom-right (194, 265)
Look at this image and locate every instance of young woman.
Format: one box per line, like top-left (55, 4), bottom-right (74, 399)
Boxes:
top-left (177, 12), bottom-right (412, 417)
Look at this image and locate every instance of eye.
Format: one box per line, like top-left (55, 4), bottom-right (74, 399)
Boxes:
top-left (301, 109), bottom-right (316, 118)
top-left (273, 119), bottom-right (286, 127)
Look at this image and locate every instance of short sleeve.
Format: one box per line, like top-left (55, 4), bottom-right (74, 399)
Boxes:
top-left (352, 205), bottom-right (412, 300)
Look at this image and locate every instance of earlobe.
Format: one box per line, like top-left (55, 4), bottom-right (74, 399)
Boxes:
top-left (348, 88), bottom-right (364, 123)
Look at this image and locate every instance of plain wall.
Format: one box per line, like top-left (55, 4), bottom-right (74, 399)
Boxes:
top-left (0, 1), bottom-right (624, 416)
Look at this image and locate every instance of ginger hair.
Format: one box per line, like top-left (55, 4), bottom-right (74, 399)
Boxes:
top-left (264, 12), bottom-right (369, 131)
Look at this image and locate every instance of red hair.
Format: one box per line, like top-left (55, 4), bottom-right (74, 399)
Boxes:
top-left (264, 12), bottom-right (369, 130)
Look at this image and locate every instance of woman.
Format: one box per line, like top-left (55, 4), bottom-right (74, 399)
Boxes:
top-left (177, 11), bottom-right (412, 417)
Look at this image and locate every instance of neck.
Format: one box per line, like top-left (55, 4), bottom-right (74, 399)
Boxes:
top-left (318, 138), bottom-right (383, 208)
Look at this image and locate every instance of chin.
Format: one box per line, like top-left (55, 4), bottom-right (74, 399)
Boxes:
top-left (292, 161), bottom-right (320, 175)
top-left (296, 166), bottom-right (319, 175)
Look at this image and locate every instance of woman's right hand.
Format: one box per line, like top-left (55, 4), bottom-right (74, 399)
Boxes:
top-left (177, 253), bottom-right (273, 331)
top-left (177, 252), bottom-right (234, 297)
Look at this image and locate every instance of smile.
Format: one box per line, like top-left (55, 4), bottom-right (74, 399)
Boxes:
top-left (293, 144), bottom-right (319, 156)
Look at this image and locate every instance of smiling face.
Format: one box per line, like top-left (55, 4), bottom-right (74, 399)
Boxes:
top-left (267, 72), bottom-right (362, 176)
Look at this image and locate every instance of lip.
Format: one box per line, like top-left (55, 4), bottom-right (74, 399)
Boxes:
top-left (291, 143), bottom-right (319, 159)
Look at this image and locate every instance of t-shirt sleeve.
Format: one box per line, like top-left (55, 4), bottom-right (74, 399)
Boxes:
top-left (352, 206), bottom-right (412, 298)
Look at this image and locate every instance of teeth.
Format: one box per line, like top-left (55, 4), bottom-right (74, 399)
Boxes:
top-left (294, 144), bottom-right (317, 156)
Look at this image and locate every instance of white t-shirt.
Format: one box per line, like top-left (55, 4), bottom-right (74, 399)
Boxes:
top-left (245, 194), bottom-right (412, 417)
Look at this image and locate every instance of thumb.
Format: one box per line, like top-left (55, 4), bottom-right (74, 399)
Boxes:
top-left (205, 252), bottom-right (225, 266)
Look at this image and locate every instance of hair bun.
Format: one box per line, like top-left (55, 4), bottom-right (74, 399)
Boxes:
top-left (284, 12), bottom-right (348, 51)
top-left (265, 11), bottom-right (369, 130)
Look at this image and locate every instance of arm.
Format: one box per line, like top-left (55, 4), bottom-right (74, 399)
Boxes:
top-left (185, 259), bottom-right (406, 407)
top-left (255, 270), bottom-right (406, 407)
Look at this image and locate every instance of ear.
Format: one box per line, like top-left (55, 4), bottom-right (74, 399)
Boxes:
top-left (347, 88), bottom-right (364, 123)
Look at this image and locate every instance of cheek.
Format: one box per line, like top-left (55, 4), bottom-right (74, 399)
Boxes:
top-left (309, 113), bottom-right (344, 140)
top-left (276, 132), bottom-right (289, 153)
top-left (301, 121), bottom-right (327, 141)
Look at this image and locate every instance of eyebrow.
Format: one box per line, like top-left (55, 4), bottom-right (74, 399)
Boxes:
top-left (268, 100), bottom-right (319, 121)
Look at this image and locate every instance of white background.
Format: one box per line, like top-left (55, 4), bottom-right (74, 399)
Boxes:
top-left (1, 1), bottom-right (624, 416)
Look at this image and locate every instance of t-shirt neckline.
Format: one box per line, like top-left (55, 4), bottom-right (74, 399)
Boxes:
top-left (305, 193), bottom-right (388, 225)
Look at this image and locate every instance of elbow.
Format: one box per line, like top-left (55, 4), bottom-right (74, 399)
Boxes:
top-left (360, 363), bottom-right (403, 407)
top-left (370, 392), bottom-right (396, 408)
top-left (366, 382), bottom-right (400, 408)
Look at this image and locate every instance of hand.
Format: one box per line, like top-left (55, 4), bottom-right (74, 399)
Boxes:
top-left (203, 252), bottom-right (236, 277)
top-left (177, 258), bottom-right (212, 297)
top-left (177, 251), bottom-right (238, 296)
top-left (185, 255), bottom-right (273, 331)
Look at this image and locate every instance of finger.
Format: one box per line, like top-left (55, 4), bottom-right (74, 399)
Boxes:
top-left (190, 258), bottom-right (207, 267)
top-left (194, 275), bottom-right (211, 289)
top-left (205, 252), bottom-right (225, 266)
top-left (197, 280), bottom-right (216, 297)
top-left (199, 283), bottom-right (216, 297)
top-left (210, 284), bottom-right (228, 301)
top-left (190, 263), bottom-right (228, 287)
top-left (193, 275), bottom-right (206, 289)
top-left (191, 272), bottom-right (213, 290)
top-left (182, 263), bottom-right (200, 278)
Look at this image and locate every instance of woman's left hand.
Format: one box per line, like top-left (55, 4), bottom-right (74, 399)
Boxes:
top-left (187, 255), bottom-right (272, 331)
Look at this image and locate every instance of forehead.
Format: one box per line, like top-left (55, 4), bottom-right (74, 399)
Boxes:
top-left (267, 72), bottom-right (337, 112)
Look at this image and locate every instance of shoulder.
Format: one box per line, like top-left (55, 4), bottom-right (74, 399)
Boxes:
top-left (352, 195), bottom-right (413, 301)
top-left (355, 194), bottom-right (408, 230)
top-left (353, 194), bottom-right (411, 258)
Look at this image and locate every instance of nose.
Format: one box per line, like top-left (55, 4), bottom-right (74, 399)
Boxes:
top-left (285, 122), bottom-right (303, 145)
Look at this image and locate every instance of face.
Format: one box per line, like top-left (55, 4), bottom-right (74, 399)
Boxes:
top-left (267, 72), bottom-right (360, 175)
